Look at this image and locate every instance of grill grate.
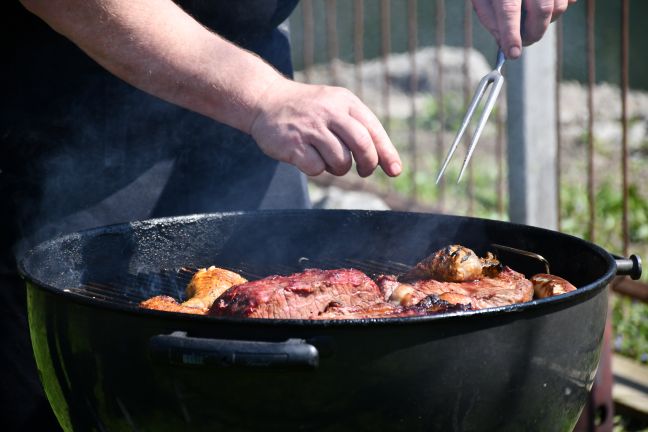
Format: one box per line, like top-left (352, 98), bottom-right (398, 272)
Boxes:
top-left (69, 259), bottom-right (412, 308)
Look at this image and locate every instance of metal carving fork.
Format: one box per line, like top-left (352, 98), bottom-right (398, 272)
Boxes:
top-left (436, 48), bottom-right (507, 184)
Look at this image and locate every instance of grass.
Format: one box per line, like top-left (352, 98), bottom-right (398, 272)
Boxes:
top-left (612, 294), bottom-right (648, 364)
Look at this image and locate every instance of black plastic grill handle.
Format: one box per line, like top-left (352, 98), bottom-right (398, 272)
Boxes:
top-left (149, 331), bottom-right (319, 369)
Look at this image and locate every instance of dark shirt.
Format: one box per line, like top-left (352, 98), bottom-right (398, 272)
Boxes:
top-left (1, 0), bottom-right (305, 273)
top-left (1, 1), bottom-right (303, 430)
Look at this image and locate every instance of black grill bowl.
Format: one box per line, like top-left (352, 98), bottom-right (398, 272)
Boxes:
top-left (20, 210), bottom-right (619, 432)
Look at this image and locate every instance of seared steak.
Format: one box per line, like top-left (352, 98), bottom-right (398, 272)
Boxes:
top-left (379, 266), bottom-right (534, 310)
top-left (317, 295), bottom-right (472, 319)
top-left (208, 268), bottom-right (383, 319)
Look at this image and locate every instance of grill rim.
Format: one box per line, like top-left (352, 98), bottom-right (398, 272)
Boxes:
top-left (18, 209), bottom-right (618, 326)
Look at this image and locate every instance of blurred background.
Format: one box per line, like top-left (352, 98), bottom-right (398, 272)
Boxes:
top-left (287, 1), bottom-right (648, 431)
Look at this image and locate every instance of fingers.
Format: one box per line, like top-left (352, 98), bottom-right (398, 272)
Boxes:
top-left (472, 0), bottom-right (502, 44)
top-left (305, 105), bottom-right (399, 178)
top-left (309, 128), bottom-right (354, 176)
top-left (291, 144), bottom-right (327, 177)
top-left (328, 116), bottom-right (378, 177)
top-left (522, 0), bottom-right (554, 45)
top-left (348, 104), bottom-right (402, 177)
top-left (492, 0), bottom-right (523, 58)
top-left (473, 0), bottom-right (573, 59)
top-left (551, 0), bottom-right (569, 22)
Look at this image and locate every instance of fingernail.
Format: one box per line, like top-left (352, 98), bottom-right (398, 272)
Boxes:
top-left (389, 162), bottom-right (402, 176)
top-left (508, 46), bottom-right (521, 59)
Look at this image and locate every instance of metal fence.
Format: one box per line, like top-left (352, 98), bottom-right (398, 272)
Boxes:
top-left (289, 0), bottom-right (647, 302)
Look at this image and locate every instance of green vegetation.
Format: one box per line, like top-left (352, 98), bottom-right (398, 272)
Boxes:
top-left (561, 182), bottom-right (648, 255)
top-left (611, 294), bottom-right (648, 364)
top-left (613, 414), bottom-right (648, 432)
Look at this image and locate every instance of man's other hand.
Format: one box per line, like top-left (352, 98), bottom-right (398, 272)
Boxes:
top-left (471, 0), bottom-right (576, 59)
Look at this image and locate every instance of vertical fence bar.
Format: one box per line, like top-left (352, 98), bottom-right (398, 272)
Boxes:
top-left (555, 19), bottom-right (563, 230)
top-left (408, 0), bottom-right (418, 199)
top-left (435, 0), bottom-right (446, 209)
top-left (302, 0), bottom-right (314, 83)
top-left (463, 0), bottom-right (474, 216)
top-left (586, 0), bottom-right (596, 242)
top-left (381, 0), bottom-right (391, 134)
top-left (325, 0), bottom-right (339, 85)
top-left (621, 0), bottom-right (630, 256)
top-left (353, 0), bottom-right (364, 100)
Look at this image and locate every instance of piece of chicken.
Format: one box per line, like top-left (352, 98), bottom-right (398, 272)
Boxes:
top-left (140, 295), bottom-right (207, 315)
top-left (399, 245), bottom-right (501, 282)
top-left (530, 274), bottom-right (577, 298)
top-left (140, 266), bottom-right (247, 314)
top-left (181, 266), bottom-right (248, 310)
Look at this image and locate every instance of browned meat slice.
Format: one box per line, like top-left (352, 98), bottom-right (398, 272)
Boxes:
top-left (317, 295), bottom-right (472, 319)
top-left (379, 266), bottom-right (533, 310)
top-left (400, 245), bottom-right (501, 282)
top-left (208, 268), bottom-right (383, 319)
top-left (530, 274), bottom-right (577, 298)
top-left (317, 302), bottom-right (403, 319)
top-left (140, 295), bottom-right (207, 315)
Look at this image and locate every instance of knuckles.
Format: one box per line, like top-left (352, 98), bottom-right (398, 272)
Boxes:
top-left (499, 0), bottom-right (522, 17)
top-left (535, 2), bottom-right (555, 21)
top-left (553, 0), bottom-right (568, 16)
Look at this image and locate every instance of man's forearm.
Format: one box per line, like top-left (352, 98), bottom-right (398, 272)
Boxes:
top-left (20, 0), bottom-right (283, 133)
top-left (20, 0), bottom-right (403, 178)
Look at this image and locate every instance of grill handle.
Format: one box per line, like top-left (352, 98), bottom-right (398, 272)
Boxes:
top-left (149, 331), bottom-right (319, 369)
top-left (614, 255), bottom-right (642, 280)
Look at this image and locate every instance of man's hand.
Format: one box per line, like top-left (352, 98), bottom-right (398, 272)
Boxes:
top-left (471, 0), bottom-right (576, 59)
top-left (250, 78), bottom-right (402, 178)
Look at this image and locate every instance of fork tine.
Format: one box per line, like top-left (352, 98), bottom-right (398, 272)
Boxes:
top-left (435, 75), bottom-right (492, 184)
top-left (456, 76), bottom-right (504, 183)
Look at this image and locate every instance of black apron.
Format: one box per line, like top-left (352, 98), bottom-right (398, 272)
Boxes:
top-left (1, 1), bottom-right (302, 429)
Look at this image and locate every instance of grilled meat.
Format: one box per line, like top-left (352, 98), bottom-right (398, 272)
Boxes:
top-left (140, 244), bottom-right (575, 319)
top-left (140, 295), bottom-right (207, 315)
top-left (530, 274), bottom-right (577, 299)
top-left (317, 295), bottom-right (471, 319)
top-left (400, 245), bottom-right (501, 282)
top-left (379, 266), bottom-right (533, 310)
top-left (140, 266), bottom-right (246, 314)
top-left (182, 266), bottom-right (247, 310)
top-left (208, 268), bottom-right (383, 319)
